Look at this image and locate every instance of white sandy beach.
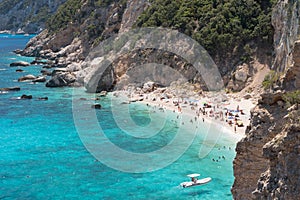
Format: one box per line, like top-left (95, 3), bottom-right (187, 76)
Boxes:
top-left (111, 90), bottom-right (256, 139)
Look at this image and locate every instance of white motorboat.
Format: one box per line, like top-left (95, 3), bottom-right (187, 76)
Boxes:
top-left (180, 174), bottom-right (212, 188)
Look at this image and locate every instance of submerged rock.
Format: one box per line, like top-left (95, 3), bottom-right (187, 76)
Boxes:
top-left (91, 104), bottom-right (102, 109)
top-left (38, 97), bottom-right (48, 101)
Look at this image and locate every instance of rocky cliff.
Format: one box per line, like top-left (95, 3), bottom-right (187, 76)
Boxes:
top-left (18, 0), bottom-right (276, 93)
top-left (0, 0), bottom-right (67, 33)
top-left (232, 0), bottom-right (300, 199)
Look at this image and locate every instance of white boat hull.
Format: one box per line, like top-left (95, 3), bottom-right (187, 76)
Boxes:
top-left (180, 177), bottom-right (212, 188)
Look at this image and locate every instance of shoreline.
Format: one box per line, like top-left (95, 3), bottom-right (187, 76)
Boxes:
top-left (110, 89), bottom-right (256, 141)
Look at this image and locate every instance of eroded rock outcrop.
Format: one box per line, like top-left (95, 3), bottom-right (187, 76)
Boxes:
top-left (232, 93), bottom-right (289, 199)
top-left (232, 0), bottom-right (300, 199)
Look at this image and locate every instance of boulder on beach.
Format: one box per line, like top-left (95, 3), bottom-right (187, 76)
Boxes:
top-left (234, 64), bottom-right (249, 83)
top-left (46, 72), bottom-right (76, 87)
top-left (18, 74), bottom-right (36, 82)
top-left (142, 81), bottom-right (157, 93)
top-left (243, 93), bottom-right (252, 100)
top-left (10, 61), bottom-right (30, 67)
top-left (0, 87), bottom-right (21, 91)
top-left (21, 94), bottom-right (32, 99)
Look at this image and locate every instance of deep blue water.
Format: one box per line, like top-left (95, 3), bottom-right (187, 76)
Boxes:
top-left (0, 34), bottom-right (239, 199)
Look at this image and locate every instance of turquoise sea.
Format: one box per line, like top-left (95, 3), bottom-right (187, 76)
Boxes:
top-left (0, 34), bottom-right (240, 199)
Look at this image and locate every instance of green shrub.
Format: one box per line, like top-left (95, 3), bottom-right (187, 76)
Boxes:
top-left (134, 0), bottom-right (275, 60)
top-left (283, 90), bottom-right (300, 106)
top-left (262, 70), bottom-right (280, 90)
top-left (46, 0), bottom-right (82, 32)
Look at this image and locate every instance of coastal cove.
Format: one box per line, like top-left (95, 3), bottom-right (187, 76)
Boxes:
top-left (1, 34), bottom-right (243, 199)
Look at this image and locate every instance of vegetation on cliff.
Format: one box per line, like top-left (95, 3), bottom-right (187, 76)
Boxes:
top-left (46, 0), bottom-right (126, 32)
top-left (135, 0), bottom-right (276, 62)
top-left (0, 0), bottom-right (67, 33)
top-left (46, 0), bottom-right (83, 32)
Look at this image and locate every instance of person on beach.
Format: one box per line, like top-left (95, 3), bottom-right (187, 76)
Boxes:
top-left (178, 105), bottom-right (182, 113)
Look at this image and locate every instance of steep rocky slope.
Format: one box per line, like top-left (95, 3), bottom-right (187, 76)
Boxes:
top-left (232, 0), bottom-right (300, 199)
top-left (19, 0), bottom-right (275, 93)
top-left (0, 0), bottom-right (67, 33)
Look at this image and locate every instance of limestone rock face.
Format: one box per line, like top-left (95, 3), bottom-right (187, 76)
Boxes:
top-left (283, 40), bottom-right (300, 90)
top-left (232, 1), bottom-right (300, 199)
top-left (119, 0), bottom-right (150, 33)
top-left (253, 123), bottom-right (300, 200)
top-left (232, 93), bottom-right (289, 199)
top-left (272, 0), bottom-right (299, 72)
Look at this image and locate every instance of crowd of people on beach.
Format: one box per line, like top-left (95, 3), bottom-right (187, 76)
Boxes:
top-left (170, 99), bottom-right (246, 133)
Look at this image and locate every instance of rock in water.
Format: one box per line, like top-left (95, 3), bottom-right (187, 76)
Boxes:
top-left (0, 87), bottom-right (21, 91)
top-left (32, 76), bottom-right (47, 83)
top-left (46, 72), bottom-right (76, 87)
top-left (13, 49), bottom-right (23, 54)
top-left (99, 91), bottom-right (108, 97)
top-left (18, 74), bottom-right (36, 82)
top-left (41, 70), bottom-right (52, 76)
top-left (20, 94), bottom-right (32, 99)
top-left (10, 61), bottom-right (30, 67)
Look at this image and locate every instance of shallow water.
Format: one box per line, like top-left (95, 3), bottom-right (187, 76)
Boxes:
top-left (0, 34), bottom-right (238, 199)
